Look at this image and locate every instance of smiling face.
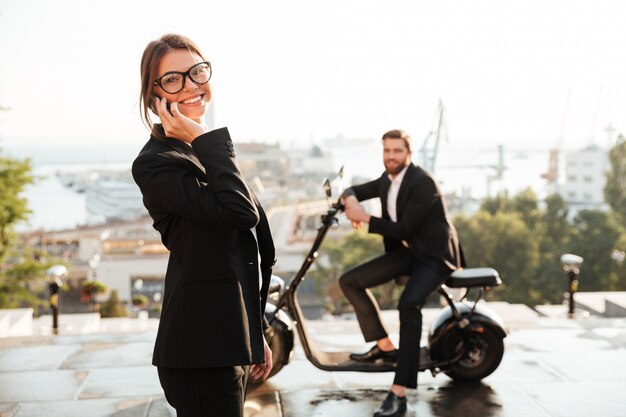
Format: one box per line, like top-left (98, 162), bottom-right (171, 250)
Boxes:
top-left (153, 49), bottom-right (212, 123)
top-left (383, 137), bottom-right (412, 176)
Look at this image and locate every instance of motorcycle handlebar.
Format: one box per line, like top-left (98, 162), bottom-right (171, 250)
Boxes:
top-left (332, 199), bottom-right (345, 211)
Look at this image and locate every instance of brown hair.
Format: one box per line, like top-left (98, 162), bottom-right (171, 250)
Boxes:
top-left (382, 129), bottom-right (412, 151)
top-left (139, 34), bottom-right (207, 140)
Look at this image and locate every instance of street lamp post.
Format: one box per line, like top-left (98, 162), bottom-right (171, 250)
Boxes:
top-left (46, 265), bottom-right (68, 335)
top-left (88, 254), bottom-right (100, 281)
top-left (560, 253), bottom-right (583, 319)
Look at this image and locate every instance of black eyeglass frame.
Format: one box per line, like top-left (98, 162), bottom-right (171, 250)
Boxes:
top-left (153, 61), bottom-right (212, 94)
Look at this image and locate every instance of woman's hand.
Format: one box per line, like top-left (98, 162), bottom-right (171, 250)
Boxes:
top-left (250, 337), bottom-right (273, 382)
top-left (155, 97), bottom-right (207, 143)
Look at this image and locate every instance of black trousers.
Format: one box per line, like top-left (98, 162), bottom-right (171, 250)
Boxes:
top-left (157, 365), bottom-right (249, 417)
top-left (339, 249), bottom-right (447, 389)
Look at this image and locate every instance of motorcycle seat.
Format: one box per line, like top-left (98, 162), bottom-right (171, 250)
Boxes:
top-left (446, 267), bottom-right (501, 288)
top-left (394, 267), bottom-right (501, 288)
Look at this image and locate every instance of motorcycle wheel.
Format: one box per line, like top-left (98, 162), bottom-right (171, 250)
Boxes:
top-left (443, 327), bottom-right (504, 382)
top-left (263, 318), bottom-right (293, 380)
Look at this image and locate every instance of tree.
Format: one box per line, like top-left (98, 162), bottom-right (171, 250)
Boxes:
top-left (605, 134), bottom-right (626, 224)
top-left (0, 151), bottom-right (34, 260)
top-left (99, 290), bottom-right (128, 318)
top-left (533, 193), bottom-right (573, 303)
top-left (540, 193), bottom-right (570, 244)
top-left (611, 231), bottom-right (626, 290)
top-left (454, 210), bottom-right (540, 304)
top-left (0, 150), bottom-right (43, 310)
top-left (469, 189), bottom-right (580, 304)
top-left (80, 280), bottom-right (108, 312)
top-left (80, 280), bottom-right (107, 302)
top-left (0, 251), bottom-right (52, 312)
top-left (510, 188), bottom-right (541, 231)
top-left (480, 191), bottom-right (512, 216)
top-left (456, 185), bottom-right (626, 305)
top-left (132, 294), bottom-right (149, 308)
top-left (307, 230), bottom-right (386, 313)
top-left (481, 188), bottom-right (541, 231)
top-left (568, 210), bottom-right (622, 291)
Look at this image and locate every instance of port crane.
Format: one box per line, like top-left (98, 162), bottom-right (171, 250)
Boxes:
top-left (419, 100), bottom-right (505, 196)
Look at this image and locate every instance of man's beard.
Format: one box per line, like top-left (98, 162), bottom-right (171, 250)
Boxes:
top-left (384, 160), bottom-right (408, 176)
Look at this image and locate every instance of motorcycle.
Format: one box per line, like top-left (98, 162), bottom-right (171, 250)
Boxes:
top-left (262, 176), bottom-right (507, 383)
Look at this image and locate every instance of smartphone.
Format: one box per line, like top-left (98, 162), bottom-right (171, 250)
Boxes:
top-left (151, 94), bottom-right (172, 115)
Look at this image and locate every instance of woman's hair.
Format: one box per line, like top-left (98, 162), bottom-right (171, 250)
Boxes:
top-left (382, 129), bottom-right (412, 152)
top-left (139, 34), bottom-right (207, 140)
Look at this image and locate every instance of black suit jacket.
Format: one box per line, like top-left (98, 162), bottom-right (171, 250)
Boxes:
top-left (132, 127), bottom-right (275, 368)
top-left (345, 163), bottom-right (464, 271)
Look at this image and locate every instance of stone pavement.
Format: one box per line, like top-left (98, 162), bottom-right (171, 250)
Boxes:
top-left (1, 305), bottom-right (625, 417)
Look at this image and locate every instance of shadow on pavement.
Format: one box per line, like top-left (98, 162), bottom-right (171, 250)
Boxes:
top-left (423, 381), bottom-right (502, 417)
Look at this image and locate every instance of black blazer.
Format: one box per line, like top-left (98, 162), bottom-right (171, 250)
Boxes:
top-left (344, 163), bottom-right (464, 271)
top-left (132, 127), bottom-right (275, 369)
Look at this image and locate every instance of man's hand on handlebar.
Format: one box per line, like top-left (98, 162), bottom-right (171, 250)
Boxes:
top-left (342, 195), bottom-right (360, 210)
top-left (341, 195), bottom-right (371, 227)
top-left (340, 196), bottom-right (363, 229)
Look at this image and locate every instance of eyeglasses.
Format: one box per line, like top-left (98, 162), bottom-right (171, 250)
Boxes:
top-left (153, 61), bottom-right (212, 94)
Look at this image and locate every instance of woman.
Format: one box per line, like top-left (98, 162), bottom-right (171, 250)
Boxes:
top-left (132, 34), bottom-right (275, 417)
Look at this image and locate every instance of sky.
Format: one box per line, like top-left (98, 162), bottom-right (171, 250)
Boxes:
top-left (0, 0), bottom-right (625, 153)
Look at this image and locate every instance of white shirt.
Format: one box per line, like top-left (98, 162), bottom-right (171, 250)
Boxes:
top-left (250, 227), bottom-right (263, 290)
top-left (386, 165), bottom-right (409, 222)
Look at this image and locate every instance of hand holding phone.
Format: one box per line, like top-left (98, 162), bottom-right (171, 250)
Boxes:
top-left (151, 95), bottom-right (207, 143)
top-left (151, 94), bottom-right (172, 116)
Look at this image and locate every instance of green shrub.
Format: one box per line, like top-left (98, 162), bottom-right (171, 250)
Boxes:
top-left (99, 290), bottom-right (128, 318)
top-left (131, 294), bottom-right (149, 307)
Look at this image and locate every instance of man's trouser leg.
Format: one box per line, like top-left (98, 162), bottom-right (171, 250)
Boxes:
top-left (339, 250), bottom-right (411, 342)
top-left (393, 262), bottom-right (447, 389)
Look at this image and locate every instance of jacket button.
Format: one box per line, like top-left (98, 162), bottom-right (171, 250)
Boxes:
top-left (225, 140), bottom-right (233, 146)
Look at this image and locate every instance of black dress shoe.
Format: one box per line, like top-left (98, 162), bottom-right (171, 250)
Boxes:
top-left (349, 345), bottom-right (397, 362)
top-left (373, 391), bottom-right (407, 417)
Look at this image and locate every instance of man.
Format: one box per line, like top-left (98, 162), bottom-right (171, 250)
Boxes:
top-left (339, 129), bottom-right (464, 417)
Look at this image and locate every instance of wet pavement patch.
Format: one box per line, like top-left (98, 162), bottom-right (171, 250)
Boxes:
top-left (425, 383), bottom-right (503, 417)
top-left (244, 391), bottom-right (282, 417)
top-left (308, 388), bottom-right (387, 406)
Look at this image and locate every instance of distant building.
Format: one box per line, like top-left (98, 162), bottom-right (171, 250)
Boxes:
top-left (86, 177), bottom-right (146, 223)
top-left (24, 218), bottom-right (169, 309)
top-left (236, 142), bottom-right (289, 185)
top-left (559, 145), bottom-right (609, 213)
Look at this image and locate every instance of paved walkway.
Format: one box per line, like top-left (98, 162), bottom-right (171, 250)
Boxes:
top-left (1, 305), bottom-right (625, 417)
